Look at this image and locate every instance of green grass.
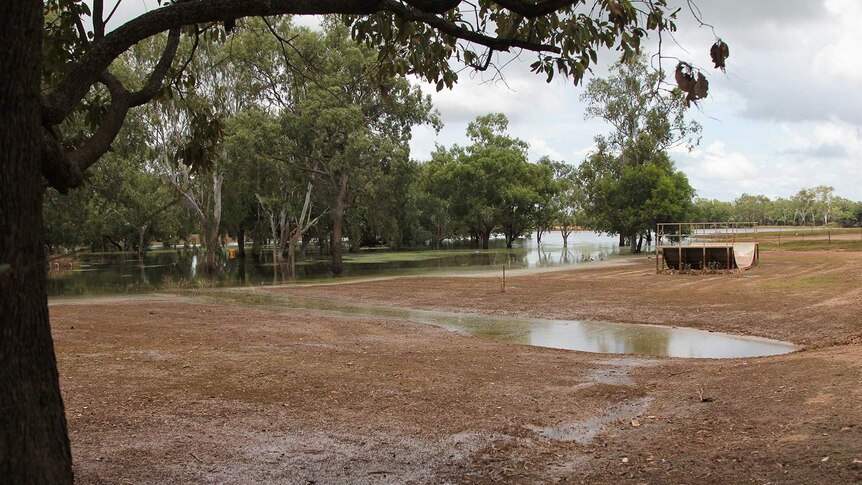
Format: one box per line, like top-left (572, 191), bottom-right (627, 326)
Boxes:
top-left (341, 248), bottom-right (522, 264)
top-left (762, 274), bottom-right (841, 291)
top-left (759, 240), bottom-right (862, 252)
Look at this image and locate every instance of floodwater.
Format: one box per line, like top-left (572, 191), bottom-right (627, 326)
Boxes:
top-left (48, 231), bottom-right (627, 297)
top-left (236, 293), bottom-right (798, 359)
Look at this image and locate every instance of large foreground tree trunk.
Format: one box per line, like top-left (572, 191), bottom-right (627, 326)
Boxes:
top-left (0, 2), bottom-right (73, 481)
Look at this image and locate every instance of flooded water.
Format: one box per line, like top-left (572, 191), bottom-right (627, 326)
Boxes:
top-left (48, 231), bottom-right (627, 297)
top-left (235, 293), bottom-right (798, 359)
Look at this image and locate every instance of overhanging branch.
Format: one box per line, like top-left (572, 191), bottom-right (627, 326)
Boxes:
top-left (42, 0), bottom-right (574, 125)
top-left (42, 29), bottom-right (181, 192)
top-left (42, 0), bottom-right (387, 125)
top-left (381, 0), bottom-right (562, 54)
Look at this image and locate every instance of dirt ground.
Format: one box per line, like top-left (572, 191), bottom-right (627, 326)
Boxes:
top-left (50, 250), bottom-right (862, 483)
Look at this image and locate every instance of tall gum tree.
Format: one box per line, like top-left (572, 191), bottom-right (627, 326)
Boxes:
top-left (3, 1), bottom-right (717, 480)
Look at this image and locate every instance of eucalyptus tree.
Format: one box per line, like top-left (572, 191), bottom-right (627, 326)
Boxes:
top-left (578, 56), bottom-right (700, 249)
top-left (792, 188), bottom-right (816, 226)
top-left (693, 197), bottom-right (735, 223)
top-left (141, 32), bottom-right (271, 272)
top-left (43, 110), bottom-right (186, 254)
top-left (436, 114), bottom-right (551, 249)
top-left (543, 160), bottom-right (584, 247)
top-left (289, 22), bottom-right (437, 274)
top-left (417, 147), bottom-right (460, 248)
top-left (582, 148), bottom-right (694, 251)
top-left (733, 193), bottom-right (771, 225)
top-left (4, 0), bottom-right (721, 479)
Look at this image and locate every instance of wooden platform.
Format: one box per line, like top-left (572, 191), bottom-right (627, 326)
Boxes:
top-left (660, 242), bottom-right (759, 270)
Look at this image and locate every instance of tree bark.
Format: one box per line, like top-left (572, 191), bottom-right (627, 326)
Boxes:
top-left (0, 2), bottom-right (74, 482)
top-left (137, 223), bottom-right (149, 259)
top-left (505, 231), bottom-right (515, 249)
top-left (331, 172), bottom-right (350, 275)
top-left (198, 172), bottom-right (223, 273)
top-left (481, 227), bottom-right (493, 250)
top-left (299, 231), bottom-right (311, 258)
top-left (236, 226), bottom-right (246, 257)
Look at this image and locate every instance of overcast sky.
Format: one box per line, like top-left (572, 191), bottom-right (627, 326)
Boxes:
top-left (107, 0), bottom-right (862, 201)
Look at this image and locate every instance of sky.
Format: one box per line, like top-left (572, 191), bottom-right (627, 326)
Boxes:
top-left (105, 0), bottom-right (862, 202)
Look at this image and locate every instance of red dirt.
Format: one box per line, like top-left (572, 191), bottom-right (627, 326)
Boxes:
top-left (51, 250), bottom-right (862, 483)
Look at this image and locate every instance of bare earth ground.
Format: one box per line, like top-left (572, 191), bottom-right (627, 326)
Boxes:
top-left (51, 250), bottom-right (862, 484)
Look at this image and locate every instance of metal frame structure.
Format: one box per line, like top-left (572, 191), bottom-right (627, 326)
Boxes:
top-left (655, 222), bottom-right (759, 272)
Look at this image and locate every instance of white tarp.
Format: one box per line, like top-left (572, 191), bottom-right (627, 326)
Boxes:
top-left (733, 243), bottom-right (757, 269)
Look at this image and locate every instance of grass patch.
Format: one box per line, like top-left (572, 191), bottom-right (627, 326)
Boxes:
top-left (762, 274), bottom-right (841, 291)
top-left (341, 248), bottom-right (522, 264)
top-left (760, 240), bottom-right (862, 252)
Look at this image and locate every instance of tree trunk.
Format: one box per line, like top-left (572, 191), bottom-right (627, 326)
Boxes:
top-left (481, 227), bottom-right (492, 250)
top-left (0, 2), bottom-right (74, 481)
top-left (331, 172), bottom-right (349, 275)
top-left (629, 232), bottom-right (638, 253)
top-left (619, 233), bottom-right (626, 247)
top-left (137, 224), bottom-right (148, 259)
top-left (236, 226), bottom-right (246, 257)
top-left (434, 223), bottom-right (445, 250)
top-left (202, 224), bottom-right (220, 272)
top-left (251, 237), bottom-right (261, 258)
top-left (299, 231), bottom-right (311, 258)
top-left (196, 172), bottom-right (223, 273)
top-left (561, 227), bottom-right (571, 247)
top-left (286, 230), bottom-right (304, 278)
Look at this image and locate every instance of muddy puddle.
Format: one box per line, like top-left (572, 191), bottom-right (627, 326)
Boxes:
top-left (247, 293), bottom-right (797, 359)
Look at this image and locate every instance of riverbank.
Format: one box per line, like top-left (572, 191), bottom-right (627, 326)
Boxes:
top-left (50, 250), bottom-right (862, 483)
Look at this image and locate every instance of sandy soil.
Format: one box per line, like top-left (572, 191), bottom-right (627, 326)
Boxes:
top-left (50, 250), bottom-right (862, 484)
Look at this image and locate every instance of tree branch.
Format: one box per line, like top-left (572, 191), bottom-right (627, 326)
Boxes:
top-left (42, 29), bottom-right (181, 192)
top-left (380, 0), bottom-right (562, 54)
top-left (94, 0), bottom-right (106, 39)
top-left (489, 0), bottom-right (577, 18)
top-left (129, 28), bottom-right (181, 106)
top-left (42, 0), bottom-right (576, 125)
top-left (42, 0), bottom-right (387, 125)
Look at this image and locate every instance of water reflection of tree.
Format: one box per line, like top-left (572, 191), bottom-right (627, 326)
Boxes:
top-left (590, 327), bottom-right (671, 356)
top-left (537, 245), bottom-right (553, 267)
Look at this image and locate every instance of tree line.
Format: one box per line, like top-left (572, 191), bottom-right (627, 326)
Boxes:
top-left (693, 186), bottom-right (862, 227)
top-left (43, 39), bottom-right (705, 274)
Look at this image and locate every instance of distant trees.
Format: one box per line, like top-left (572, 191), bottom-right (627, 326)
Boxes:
top-left (691, 186), bottom-right (860, 227)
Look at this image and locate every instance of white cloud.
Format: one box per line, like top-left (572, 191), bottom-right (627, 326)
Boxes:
top-left (527, 137), bottom-right (564, 162)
